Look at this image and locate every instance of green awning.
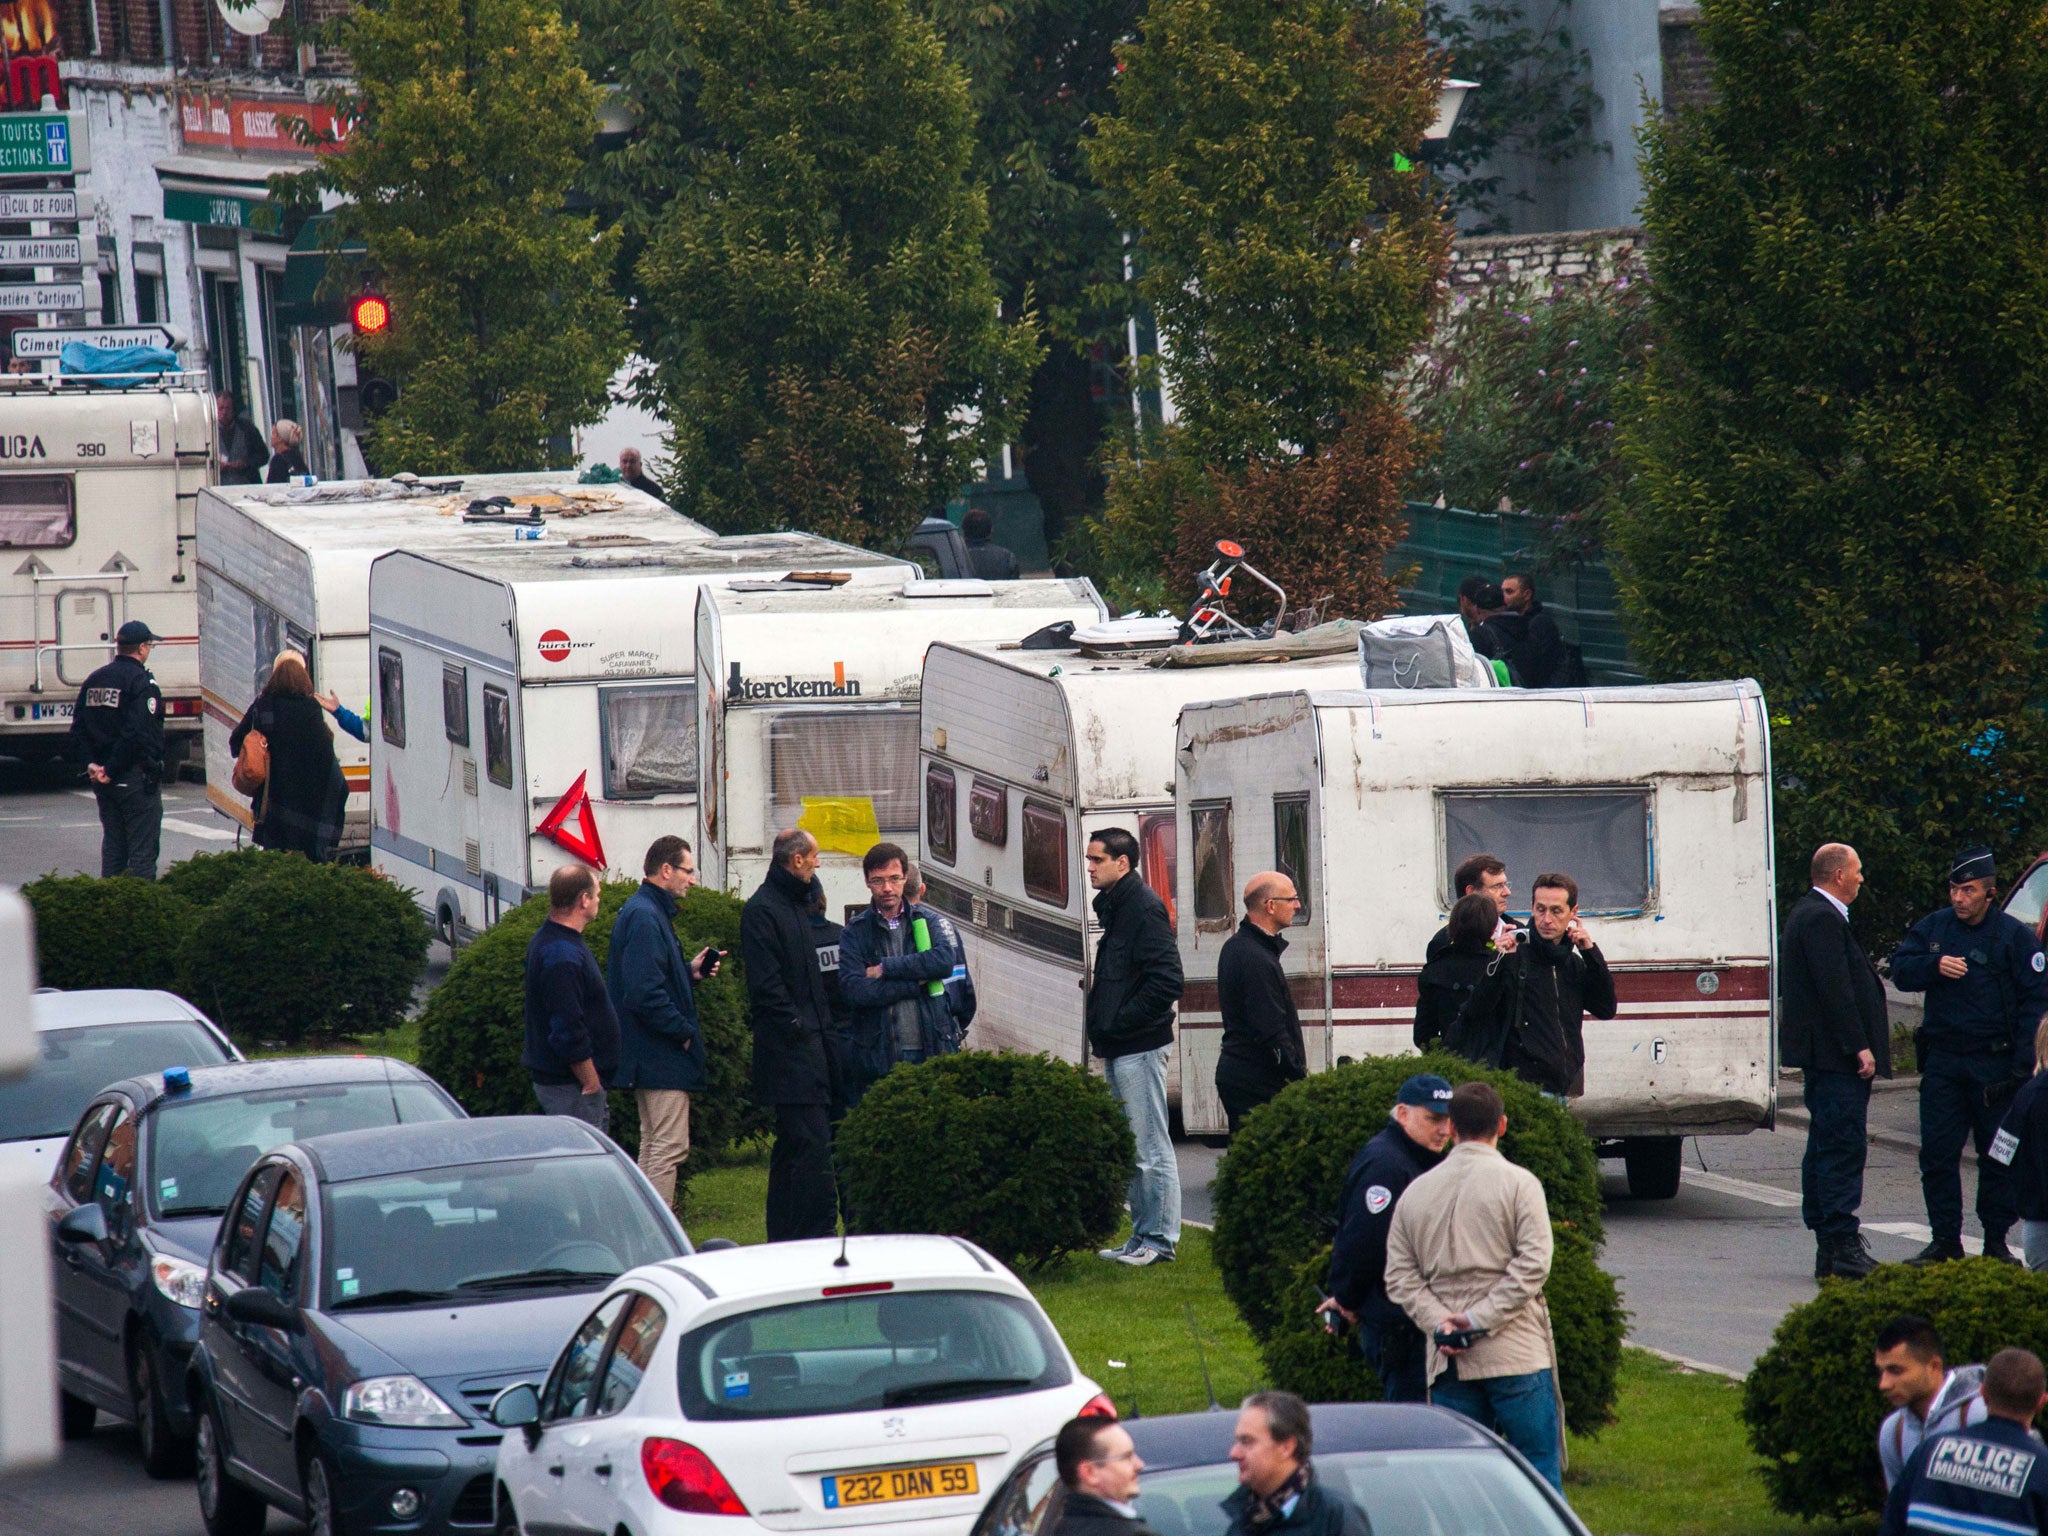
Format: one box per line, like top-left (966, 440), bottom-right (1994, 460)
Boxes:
top-left (278, 213), bottom-right (368, 327)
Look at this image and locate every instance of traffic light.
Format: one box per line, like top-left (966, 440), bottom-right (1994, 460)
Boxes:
top-left (350, 292), bottom-right (391, 336)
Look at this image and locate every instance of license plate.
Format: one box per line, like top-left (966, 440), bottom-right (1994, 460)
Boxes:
top-left (30, 702), bottom-right (72, 720)
top-left (823, 1461), bottom-right (979, 1509)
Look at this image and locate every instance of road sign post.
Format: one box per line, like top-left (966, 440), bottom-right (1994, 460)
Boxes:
top-left (10, 325), bottom-right (176, 359)
top-left (0, 114), bottom-right (87, 176)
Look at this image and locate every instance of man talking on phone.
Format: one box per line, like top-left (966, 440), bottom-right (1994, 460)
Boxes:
top-left (1456, 872), bottom-right (1615, 1098)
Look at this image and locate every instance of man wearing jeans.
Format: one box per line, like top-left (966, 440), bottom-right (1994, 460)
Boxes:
top-left (1384, 1081), bottom-right (1564, 1490)
top-left (522, 863), bottom-right (620, 1131)
top-left (1085, 827), bottom-right (1184, 1266)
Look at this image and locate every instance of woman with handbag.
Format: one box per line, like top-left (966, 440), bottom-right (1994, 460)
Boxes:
top-left (228, 650), bottom-right (346, 859)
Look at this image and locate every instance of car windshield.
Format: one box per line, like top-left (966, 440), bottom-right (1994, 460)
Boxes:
top-left (322, 1155), bottom-right (676, 1309)
top-left (1134, 1451), bottom-right (1578, 1536)
top-left (678, 1290), bottom-right (1068, 1420)
top-left (148, 1080), bottom-right (455, 1218)
top-left (0, 1021), bottom-right (230, 1143)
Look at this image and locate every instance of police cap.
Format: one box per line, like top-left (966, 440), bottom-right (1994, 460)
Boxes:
top-left (116, 620), bottom-right (161, 647)
top-left (1949, 846), bottom-right (1996, 885)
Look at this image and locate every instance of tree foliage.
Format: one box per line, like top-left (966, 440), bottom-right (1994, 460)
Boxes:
top-left (634, 0), bottom-right (1040, 548)
top-left (288, 0), bottom-right (629, 474)
top-left (1613, 0), bottom-right (2048, 946)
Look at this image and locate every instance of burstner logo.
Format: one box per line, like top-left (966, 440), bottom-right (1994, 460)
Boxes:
top-left (727, 661), bottom-right (860, 700)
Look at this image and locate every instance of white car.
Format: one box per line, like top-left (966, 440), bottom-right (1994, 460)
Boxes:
top-left (0, 989), bottom-right (237, 1180)
top-left (491, 1235), bottom-right (1113, 1536)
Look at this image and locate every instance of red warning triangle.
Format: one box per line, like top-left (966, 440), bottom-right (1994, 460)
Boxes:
top-left (535, 770), bottom-right (607, 868)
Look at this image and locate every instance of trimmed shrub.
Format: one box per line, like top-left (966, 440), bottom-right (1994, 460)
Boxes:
top-left (835, 1052), bottom-right (1135, 1270)
top-left (1743, 1259), bottom-right (2048, 1520)
top-left (22, 874), bottom-right (198, 992)
top-left (414, 882), bottom-right (764, 1178)
top-left (180, 858), bottom-right (429, 1044)
top-left (1212, 1051), bottom-right (1618, 1432)
top-left (159, 848), bottom-right (292, 910)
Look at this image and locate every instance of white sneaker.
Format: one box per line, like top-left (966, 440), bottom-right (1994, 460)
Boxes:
top-left (1097, 1242), bottom-right (1135, 1261)
top-left (1114, 1247), bottom-right (1172, 1267)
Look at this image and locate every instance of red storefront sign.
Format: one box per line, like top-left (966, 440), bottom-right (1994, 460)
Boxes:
top-left (177, 93), bottom-right (352, 154)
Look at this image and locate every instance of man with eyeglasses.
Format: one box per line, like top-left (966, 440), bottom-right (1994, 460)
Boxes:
top-left (1050, 1417), bottom-right (1156, 1536)
top-left (1215, 872), bottom-right (1310, 1136)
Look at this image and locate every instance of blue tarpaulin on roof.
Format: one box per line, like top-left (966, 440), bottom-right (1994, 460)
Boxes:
top-left (59, 342), bottom-right (182, 384)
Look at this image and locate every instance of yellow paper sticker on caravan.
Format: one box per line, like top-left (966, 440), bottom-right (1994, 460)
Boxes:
top-left (800, 796), bottom-right (881, 856)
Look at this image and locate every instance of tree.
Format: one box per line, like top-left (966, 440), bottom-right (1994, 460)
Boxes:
top-left (1613, 0), bottom-right (2048, 946)
top-left (287, 0), bottom-right (629, 474)
top-left (634, 0), bottom-right (1040, 549)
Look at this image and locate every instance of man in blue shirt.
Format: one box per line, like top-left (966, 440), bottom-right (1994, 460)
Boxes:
top-left (522, 863), bottom-right (620, 1131)
top-left (1882, 1346), bottom-right (2048, 1536)
top-left (1892, 847), bottom-right (2048, 1264)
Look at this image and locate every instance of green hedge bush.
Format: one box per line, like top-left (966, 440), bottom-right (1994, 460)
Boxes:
top-left (158, 848), bottom-right (289, 910)
top-left (179, 859), bottom-right (429, 1044)
top-left (1743, 1259), bottom-right (2048, 1520)
top-left (835, 1053), bottom-right (1135, 1271)
top-left (414, 882), bottom-right (764, 1180)
top-left (22, 874), bottom-right (197, 992)
top-left (1211, 1051), bottom-right (1620, 1433)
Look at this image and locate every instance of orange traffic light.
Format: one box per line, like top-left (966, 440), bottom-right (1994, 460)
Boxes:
top-left (351, 293), bottom-right (391, 335)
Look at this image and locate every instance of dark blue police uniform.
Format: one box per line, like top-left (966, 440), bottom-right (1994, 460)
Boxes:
top-left (1880, 1416), bottom-right (2048, 1536)
top-left (66, 626), bottom-right (166, 880)
top-left (1326, 1078), bottom-right (1452, 1402)
top-left (1892, 849), bottom-right (2048, 1259)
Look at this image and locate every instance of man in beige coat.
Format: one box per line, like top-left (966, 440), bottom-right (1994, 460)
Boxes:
top-left (1383, 1080), bottom-right (1564, 1491)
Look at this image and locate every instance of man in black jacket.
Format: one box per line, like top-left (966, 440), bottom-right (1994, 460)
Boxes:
top-left (1780, 842), bottom-right (1888, 1279)
top-left (523, 864), bottom-right (620, 1130)
top-left (1320, 1074), bottom-right (1453, 1401)
top-left (1085, 827), bottom-right (1184, 1266)
top-left (1222, 1392), bottom-right (1371, 1536)
top-left (1048, 1417), bottom-right (1156, 1536)
top-left (741, 828), bottom-right (838, 1241)
top-left (1425, 852), bottom-right (1513, 963)
top-left (1215, 872), bottom-right (1308, 1134)
top-left (1456, 872), bottom-right (1615, 1096)
top-left (1500, 573), bottom-right (1567, 689)
top-left (69, 620), bottom-right (166, 879)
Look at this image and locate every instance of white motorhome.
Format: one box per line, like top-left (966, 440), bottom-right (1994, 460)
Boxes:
top-left (1172, 680), bottom-right (1776, 1196)
top-left (0, 372), bottom-right (213, 759)
top-left (696, 579), bottom-right (1108, 916)
top-left (197, 475), bottom-right (706, 848)
top-left (914, 638), bottom-right (1360, 1074)
top-left (370, 536), bottom-right (913, 942)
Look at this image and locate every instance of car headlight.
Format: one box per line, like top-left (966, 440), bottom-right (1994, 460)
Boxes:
top-left (150, 1254), bottom-right (207, 1310)
top-left (342, 1376), bottom-right (467, 1428)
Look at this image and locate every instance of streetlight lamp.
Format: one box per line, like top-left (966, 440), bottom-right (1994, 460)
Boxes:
top-left (1422, 78), bottom-right (1478, 160)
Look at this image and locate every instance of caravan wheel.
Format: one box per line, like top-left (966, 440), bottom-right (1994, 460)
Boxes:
top-left (436, 897), bottom-right (463, 954)
top-left (1622, 1137), bottom-right (1684, 1200)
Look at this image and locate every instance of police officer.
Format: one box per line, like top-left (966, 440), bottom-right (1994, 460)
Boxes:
top-left (67, 620), bottom-right (166, 880)
top-left (1891, 847), bottom-right (2048, 1264)
top-left (1881, 1346), bottom-right (2048, 1536)
top-left (1316, 1074), bottom-right (1454, 1401)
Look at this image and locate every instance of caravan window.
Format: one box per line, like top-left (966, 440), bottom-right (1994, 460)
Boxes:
top-left (443, 664), bottom-right (470, 747)
top-left (1022, 801), bottom-right (1067, 907)
top-left (1140, 812), bottom-right (1176, 927)
top-left (1273, 796), bottom-right (1311, 924)
top-left (483, 685), bottom-right (512, 787)
top-left (252, 603), bottom-right (313, 697)
top-left (767, 709), bottom-right (919, 835)
top-left (377, 648), bottom-right (406, 748)
top-left (925, 766), bottom-right (956, 865)
top-left (601, 685), bottom-right (698, 799)
top-left (1191, 802), bottom-right (1234, 932)
top-left (1442, 788), bottom-right (1652, 914)
top-left (0, 475), bottom-right (74, 548)
top-left (969, 778), bottom-right (1008, 846)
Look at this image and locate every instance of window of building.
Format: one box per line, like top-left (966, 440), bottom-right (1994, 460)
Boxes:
top-left (377, 648), bottom-right (406, 748)
top-left (442, 663), bottom-right (469, 747)
top-left (600, 685), bottom-right (696, 799)
top-left (0, 475), bottom-right (75, 548)
top-left (1191, 801), bottom-right (1234, 931)
top-left (767, 709), bottom-right (920, 835)
top-left (1021, 800), bottom-right (1067, 907)
top-left (1140, 811), bottom-right (1177, 928)
top-left (969, 777), bottom-right (1008, 846)
top-left (1273, 795), bottom-right (1311, 924)
top-left (925, 765), bottom-right (956, 865)
top-left (132, 243), bottom-right (166, 327)
top-left (1441, 788), bottom-right (1653, 913)
top-left (483, 685), bottom-right (513, 788)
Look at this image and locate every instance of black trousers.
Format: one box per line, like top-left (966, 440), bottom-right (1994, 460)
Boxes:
top-left (1215, 1054), bottom-right (1291, 1137)
top-left (767, 1103), bottom-right (838, 1242)
top-left (1920, 1050), bottom-right (2017, 1245)
top-left (95, 779), bottom-right (161, 880)
top-left (1363, 1316), bottom-right (1430, 1403)
top-left (1800, 1067), bottom-right (1871, 1239)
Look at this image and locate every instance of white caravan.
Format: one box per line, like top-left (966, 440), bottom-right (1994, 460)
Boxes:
top-left (0, 372), bottom-right (213, 760)
top-left (196, 475), bottom-right (705, 848)
top-left (1172, 680), bottom-right (1776, 1196)
top-left (696, 579), bottom-right (1108, 917)
top-left (370, 536), bottom-right (913, 943)
top-left (914, 639), bottom-right (1359, 1075)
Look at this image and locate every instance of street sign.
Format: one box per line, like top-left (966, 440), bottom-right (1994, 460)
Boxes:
top-left (0, 190), bottom-right (78, 221)
top-left (10, 325), bottom-right (174, 359)
top-left (0, 237), bottom-right (80, 266)
top-left (0, 115), bottom-right (77, 177)
top-left (0, 282), bottom-right (84, 312)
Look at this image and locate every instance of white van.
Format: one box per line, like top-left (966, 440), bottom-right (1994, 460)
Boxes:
top-left (914, 639), bottom-right (1359, 1072)
top-left (0, 373), bottom-right (212, 760)
top-left (196, 475), bottom-right (705, 848)
top-left (1172, 680), bottom-right (1776, 1196)
top-left (370, 536), bottom-right (911, 943)
top-left (695, 579), bottom-right (1107, 916)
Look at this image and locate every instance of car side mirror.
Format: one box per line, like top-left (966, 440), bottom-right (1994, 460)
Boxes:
top-left (56, 1203), bottom-right (109, 1245)
top-left (224, 1287), bottom-right (300, 1332)
top-left (696, 1237), bottom-right (739, 1253)
top-left (490, 1382), bottom-right (542, 1447)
